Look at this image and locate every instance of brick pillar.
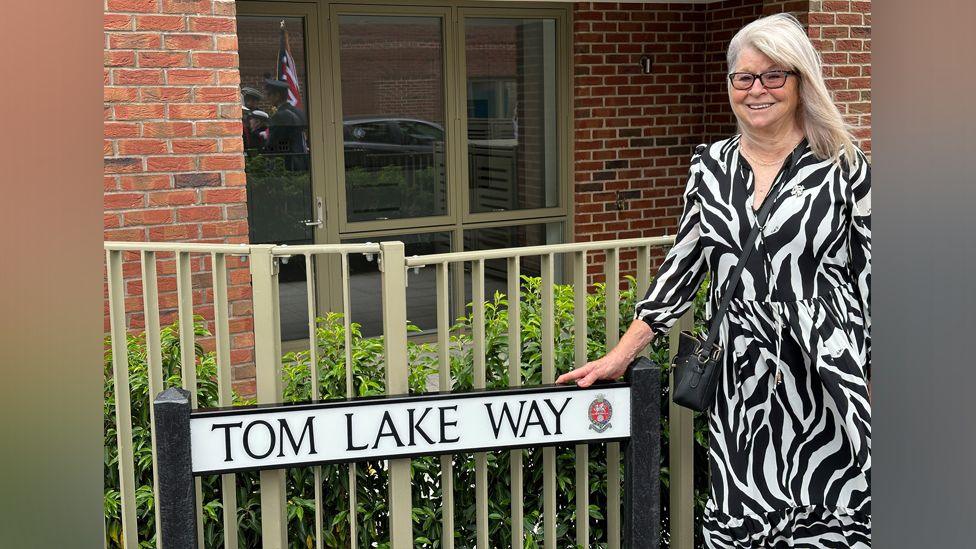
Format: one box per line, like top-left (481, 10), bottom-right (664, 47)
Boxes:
top-left (104, 0), bottom-right (256, 396)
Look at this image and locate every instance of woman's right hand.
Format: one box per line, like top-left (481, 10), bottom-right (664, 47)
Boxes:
top-left (555, 352), bottom-right (631, 388)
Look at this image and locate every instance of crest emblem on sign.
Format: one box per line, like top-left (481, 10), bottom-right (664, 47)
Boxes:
top-left (588, 394), bottom-right (613, 433)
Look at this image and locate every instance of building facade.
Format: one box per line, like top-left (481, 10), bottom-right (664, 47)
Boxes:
top-left (103, 0), bottom-right (871, 395)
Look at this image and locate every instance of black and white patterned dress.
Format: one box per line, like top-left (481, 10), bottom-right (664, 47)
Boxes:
top-left (636, 135), bottom-right (871, 547)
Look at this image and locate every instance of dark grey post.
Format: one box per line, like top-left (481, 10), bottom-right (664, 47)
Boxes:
top-left (623, 356), bottom-right (661, 549)
top-left (154, 387), bottom-right (198, 549)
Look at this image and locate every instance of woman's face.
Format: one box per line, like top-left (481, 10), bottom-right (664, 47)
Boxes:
top-left (729, 47), bottom-right (800, 135)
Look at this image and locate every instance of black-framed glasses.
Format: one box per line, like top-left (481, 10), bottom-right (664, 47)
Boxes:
top-left (728, 70), bottom-right (797, 90)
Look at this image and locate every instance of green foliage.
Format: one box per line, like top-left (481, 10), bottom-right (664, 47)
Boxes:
top-left (104, 276), bottom-right (710, 548)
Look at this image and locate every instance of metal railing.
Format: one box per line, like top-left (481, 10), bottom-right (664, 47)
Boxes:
top-left (104, 237), bottom-right (696, 549)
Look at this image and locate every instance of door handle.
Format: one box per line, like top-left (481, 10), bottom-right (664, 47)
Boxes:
top-left (302, 196), bottom-right (325, 228)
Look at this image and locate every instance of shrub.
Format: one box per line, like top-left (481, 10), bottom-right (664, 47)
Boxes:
top-left (104, 276), bottom-right (710, 548)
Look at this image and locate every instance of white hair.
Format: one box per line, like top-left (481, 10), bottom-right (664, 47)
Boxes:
top-left (727, 13), bottom-right (859, 168)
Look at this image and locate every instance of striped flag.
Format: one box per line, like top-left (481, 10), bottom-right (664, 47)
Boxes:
top-left (277, 20), bottom-right (303, 110)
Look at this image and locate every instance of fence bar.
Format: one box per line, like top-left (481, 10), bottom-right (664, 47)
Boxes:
top-left (472, 259), bottom-right (489, 548)
top-left (540, 253), bottom-right (557, 549)
top-left (379, 242), bottom-right (412, 548)
top-left (250, 245), bottom-right (288, 549)
top-left (436, 262), bottom-right (455, 549)
top-left (622, 358), bottom-right (661, 549)
top-left (669, 311), bottom-right (696, 549)
top-left (107, 250), bottom-right (139, 549)
top-left (211, 253), bottom-right (238, 549)
top-left (153, 387), bottom-right (198, 549)
top-left (140, 251), bottom-right (165, 549)
top-left (304, 253), bottom-right (325, 549)
top-left (605, 249), bottom-right (621, 549)
top-left (404, 236), bottom-right (674, 266)
top-left (572, 251), bottom-right (589, 547)
top-left (175, 251), bottom-right (205, 549)
top-left (341, 253), bottom-right (358, 548)
top-left (506, 256), bottom-right (523, 549)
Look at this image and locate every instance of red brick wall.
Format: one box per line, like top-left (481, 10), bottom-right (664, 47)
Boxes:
top-left (103, 0), bottom-right (255, 395)
top-left (808, 0), bottom-right (872, 155)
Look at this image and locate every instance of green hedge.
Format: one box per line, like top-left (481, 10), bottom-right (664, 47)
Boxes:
top-left (105, 276), bottom-right (711, 548)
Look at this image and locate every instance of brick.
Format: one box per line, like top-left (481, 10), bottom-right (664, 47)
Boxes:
top-left (104, 87), bottom-right (139, 103)
top-left (135, 15), bottom-right (186, 31)
top-left (104, 157), bottom-right (143, 174)
top-left (149, 224), bottom-right (199, 241)
top-left (141, 87), bottom-right (190, 102)
top-left (104, 213), bottom-right (122, 229)
top-left (138, 51), bottom-right (189, 67)
top-left (105, 50), bottom-right (135, 67)
top-left (189, 16), bottom-right (236, 33)
top-left (167, 69), bottom-right (216, 85)
top-left (142, 121), bottom-right (193, 137)
top-left (104, 14), bottom-right (133, 30)
top-left (194, 86), bottom-right (239, 102)
top-left (106, 0), bottom-right (157, 13)
top-left (147, 156), bottom-right (195, 172)
top-left (124, 209), bottom-right (174, 226)
top-left (163, 33), bottom-right (213, 50)
top-left (148, 190), bottom-right (197, 206)
top-left (202, 188), bottom-right (246, 204)
top-left (114, 68), bottom-right (164, 85)
top-left (200, 220), bottom-right (248, 238)
top-left (171, 138), bottom-right (218, 153)
top-left (174, 172), bottom-right (221, 188)
top-left (169, 103), bottom-right (218, 119)
top-left (120, 174), bottom-right (171, 191)
top-left (161, 0), bottom-right (211, 14)
top-left (220, 137), bottom-right (244, 153)
top-left (215, 35), bottom-right (238, 51)
top-left (104, 192), bottom-right (145, 210)
top-left (114, 104), bottom-right (166, 120)
top-left (118, 139), bottom-right (168, 155)
top-left (196, 121), bottom-right (240, 137)
top-left (199, 155), bottom-right (244, 171)
top-left (177, 206), bottom-right (222, 222)
top-left (217, 70), bottom-right (240, 85)
top-left (105, 228), bottom-right (146, 241)
top-left (192, 52), bottom-right (238, 68)
top-left (108, 32), bottom-right (162, 50)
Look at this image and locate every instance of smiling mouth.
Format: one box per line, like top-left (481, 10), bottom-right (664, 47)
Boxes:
top-left (747, 104), bottom-right (774, 110)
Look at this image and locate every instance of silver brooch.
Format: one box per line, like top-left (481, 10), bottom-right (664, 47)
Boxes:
top-left (790, 186), bottom-right (804, 198)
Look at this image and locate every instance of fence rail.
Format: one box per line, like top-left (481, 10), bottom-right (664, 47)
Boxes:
top-left (103, 236), bottom-right (696, 549)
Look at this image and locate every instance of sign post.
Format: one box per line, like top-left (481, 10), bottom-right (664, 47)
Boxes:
top-left (153, 358), bottom-right (661, 548)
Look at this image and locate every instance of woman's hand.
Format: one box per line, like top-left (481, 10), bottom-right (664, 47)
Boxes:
top-left (555, 353), bottom-right (631, 388)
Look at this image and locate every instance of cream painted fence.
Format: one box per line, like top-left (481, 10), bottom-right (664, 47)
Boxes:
top-left (104, 237), bottom-right (697, 549)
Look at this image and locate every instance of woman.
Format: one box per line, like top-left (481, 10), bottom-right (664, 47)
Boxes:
top-left (557, 13), bottom-right (871, 548)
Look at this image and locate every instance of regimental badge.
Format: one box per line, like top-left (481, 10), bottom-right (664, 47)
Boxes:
top-left (588, 394), bottom-right (613, 433)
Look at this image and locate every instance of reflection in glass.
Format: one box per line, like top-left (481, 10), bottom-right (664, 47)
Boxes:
top-left (463, 223), bottom-right (563, 304)
top-left (238, 15), bottom-right (314, 341)
top-left (343, 232), bottom-right (452, 337)
top-left (466, 18), bottom-right (559, 213)
top-left (338, 15), bottom-right (448, 223)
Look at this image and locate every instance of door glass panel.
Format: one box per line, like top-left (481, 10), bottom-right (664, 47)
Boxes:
top-left (463, 222), bottom-right (563, 304)
top-left (238, 14), bottom-right (314, 341)
top-left (343, 232), bottom-right (452, 337)
top-left (338, 15), bottom-right (448, 223)
top-left (465, 18), bottom-right (559, 213)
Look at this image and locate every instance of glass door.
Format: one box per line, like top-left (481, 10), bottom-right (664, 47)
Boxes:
top-left (237, 3), bottom-right (329, 342)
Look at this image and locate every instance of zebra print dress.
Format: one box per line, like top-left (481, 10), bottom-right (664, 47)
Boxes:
top-left (636, 135), bottom-right (871, 548)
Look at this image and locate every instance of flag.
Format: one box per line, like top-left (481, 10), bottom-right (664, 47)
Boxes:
top-left (277, 20), bottom-right (304, 110)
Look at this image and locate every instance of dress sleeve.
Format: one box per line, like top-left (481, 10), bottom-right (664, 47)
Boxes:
top-left (846, 148), bottom-right (872, 370)
top-left (634, 145), bottom-right (709, 336)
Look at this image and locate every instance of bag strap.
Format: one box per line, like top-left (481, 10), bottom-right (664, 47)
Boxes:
top-left (697, 141), bottom-right (807, 355)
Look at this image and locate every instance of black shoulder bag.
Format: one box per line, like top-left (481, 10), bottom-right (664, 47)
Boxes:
top-left (671, 144), bottom-right (804, 412)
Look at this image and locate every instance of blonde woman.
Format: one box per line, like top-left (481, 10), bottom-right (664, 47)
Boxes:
top-left (557, 13), bottom-right (871, 547)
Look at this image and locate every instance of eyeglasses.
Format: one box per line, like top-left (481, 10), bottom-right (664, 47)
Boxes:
top-left (728, 70), bottom-right (797, 90)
